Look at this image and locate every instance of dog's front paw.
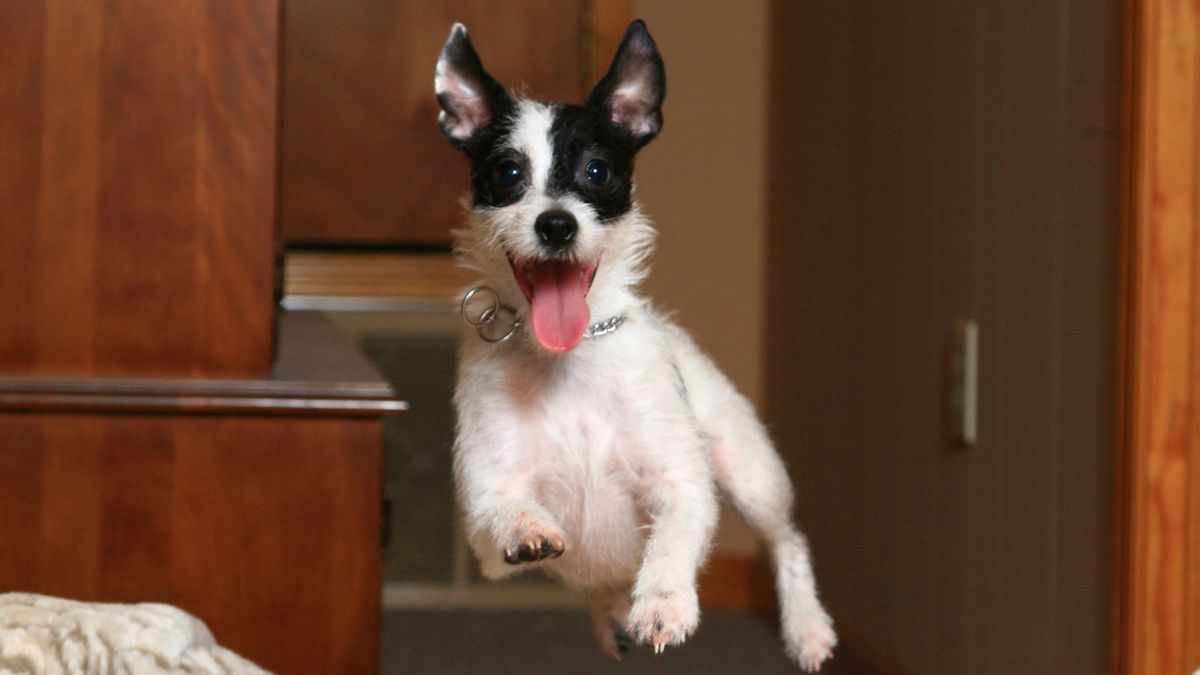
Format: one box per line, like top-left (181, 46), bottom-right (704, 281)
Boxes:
top-left (502, 512), bottom-right (566, 564)
top-left (784, 608), bottom-right (836, 672)
top-left (627, 587), bottom-right (699, 654)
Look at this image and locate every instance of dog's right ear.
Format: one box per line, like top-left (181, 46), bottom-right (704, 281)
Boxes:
top-left (435, 24), bottom-right (511, 149)
top-left (586, 20), bottom-right (665, 149)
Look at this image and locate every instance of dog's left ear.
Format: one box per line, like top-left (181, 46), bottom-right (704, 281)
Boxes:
top-left (435, 23), bottom-right (511, 149)
top-left (586, 20), bottom-right (665, 148)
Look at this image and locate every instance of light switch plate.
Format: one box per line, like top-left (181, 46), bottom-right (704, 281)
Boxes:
top-left (951, 320), bottom-right (979, 446)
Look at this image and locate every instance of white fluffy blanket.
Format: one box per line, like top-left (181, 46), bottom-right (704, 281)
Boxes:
top-left (0, 594), bottom-right (269, 675)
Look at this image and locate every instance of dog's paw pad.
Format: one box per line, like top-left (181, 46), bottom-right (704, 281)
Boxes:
top-left (627, 588), bottom-right (699, 654)
top-left (502, 515), bottom-right (566, 565)
top-left (785, 614), bottom-right (836, 672)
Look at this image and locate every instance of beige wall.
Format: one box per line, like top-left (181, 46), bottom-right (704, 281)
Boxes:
top-left (633, 0), bottom-right (768, 409)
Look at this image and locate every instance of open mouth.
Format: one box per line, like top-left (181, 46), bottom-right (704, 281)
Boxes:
top-left (508, 254), bottom-right (599, 353)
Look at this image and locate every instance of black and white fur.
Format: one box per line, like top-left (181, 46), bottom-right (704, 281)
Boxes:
top-left (437, 20), bottom-right (836, 670)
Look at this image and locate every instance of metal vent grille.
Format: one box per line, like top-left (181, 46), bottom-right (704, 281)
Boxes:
top-left (361, 333), bottom-right (458, 583)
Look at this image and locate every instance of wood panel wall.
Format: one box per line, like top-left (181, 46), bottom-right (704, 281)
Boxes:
top-left (0, 2), bottom-right (278, 377)
top-left (279, 0), bottom-right (587, 246)
top-left (766, 2), bottom-right (1122, 673)
top-left (1118, 0), bottom-right (1200, 671)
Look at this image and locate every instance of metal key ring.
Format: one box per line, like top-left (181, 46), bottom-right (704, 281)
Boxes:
top-left (477, 305), bottom-right (521, 343)
top-left (461, 286), bottom-right (501, 328)
top-left (461, 286), bottom-right (522, 343)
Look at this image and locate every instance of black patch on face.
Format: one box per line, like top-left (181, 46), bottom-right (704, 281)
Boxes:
top-left (463, 103), bottom-right (640, 220)
top-left (546, 104), bottom-right (640, 222)
top-left (461, 109), bottom-right (529, 209)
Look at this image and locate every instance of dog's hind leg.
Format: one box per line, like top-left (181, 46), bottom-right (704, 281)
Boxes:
top-left (668, 330), bottom-right (836, 671)
top-left (711, 413), bottom-right (836, 672)
top-left (589, 586), bottom-right (633, 659)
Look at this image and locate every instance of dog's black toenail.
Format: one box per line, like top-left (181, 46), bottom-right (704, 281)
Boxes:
top-left (615, 632), bottom-right (632, 647)
top-left (504, 549), bottom-right (520, 564)
top-left (613, 623), bottom-right (633, 652)
top-left (540, 539), bottom-right (552, 556)
top-left (552, 547), bottom-right (564, 558)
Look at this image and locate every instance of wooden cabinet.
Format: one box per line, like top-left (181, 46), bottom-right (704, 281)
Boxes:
top-left (0, 314), bottom-right (401, 674)
top-left (0, 4), bottom-right (402, 673)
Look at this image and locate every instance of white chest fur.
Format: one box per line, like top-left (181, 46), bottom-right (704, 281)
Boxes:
top-left (454, 318), bottom-right (708, 587)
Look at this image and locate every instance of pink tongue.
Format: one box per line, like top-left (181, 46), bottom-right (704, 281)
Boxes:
top-left (528, 261), bottom-right (590, 352)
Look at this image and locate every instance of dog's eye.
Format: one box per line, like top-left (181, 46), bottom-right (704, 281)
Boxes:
top-left (495, 160), bottom-right (523, 188)
top-left (585, 159), bottom-right (609, 187)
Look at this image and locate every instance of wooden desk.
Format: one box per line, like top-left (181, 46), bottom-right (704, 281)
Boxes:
top-left (0, 313), bottom-right (404, 674)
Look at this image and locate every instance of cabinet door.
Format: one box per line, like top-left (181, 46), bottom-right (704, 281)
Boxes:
top-left (280, 0), bottom-right (593, 247)
top-left (0, 2), bottom-right (278, 377)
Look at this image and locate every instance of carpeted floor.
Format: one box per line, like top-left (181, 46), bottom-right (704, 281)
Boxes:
top-left (382, 609), bottom-right (879, 674)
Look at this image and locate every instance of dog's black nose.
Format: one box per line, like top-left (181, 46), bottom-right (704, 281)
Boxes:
top-left (534, 210), bottom-right (577, 251)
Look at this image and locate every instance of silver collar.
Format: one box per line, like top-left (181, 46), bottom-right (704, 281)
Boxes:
top-left (461, 286), bottom-right (625, 344)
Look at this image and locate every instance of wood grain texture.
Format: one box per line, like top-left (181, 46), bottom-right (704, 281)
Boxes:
top-left (0, 313), bottom-right (396, 672)
top-left (0, 1), bottom-right (278, 377)
top-left (279, 0), bottom-right (592, 246)
top-left (284, 251), bottom-right (470, 301)
top-left (0, 3), bottom-right (43, 369)
top-left (0, 414), bottom-right (383, 675)
top-left (1119, 0), bottom-right (1200, 672)
top-left (767, 2), bottom-right (1121, 673)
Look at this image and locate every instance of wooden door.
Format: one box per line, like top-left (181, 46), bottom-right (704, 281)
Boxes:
top-left (1117, 0), bottom-right (1200, 672)
top-left (766, 2), bottom-right (1121, 672)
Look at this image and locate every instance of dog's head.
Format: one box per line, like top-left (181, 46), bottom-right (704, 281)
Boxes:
top-left (436, 21), bottom-right (664, 353)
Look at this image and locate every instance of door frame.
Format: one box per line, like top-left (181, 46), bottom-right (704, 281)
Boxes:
top-left (1116, 0), bottom-right (1200, 672)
